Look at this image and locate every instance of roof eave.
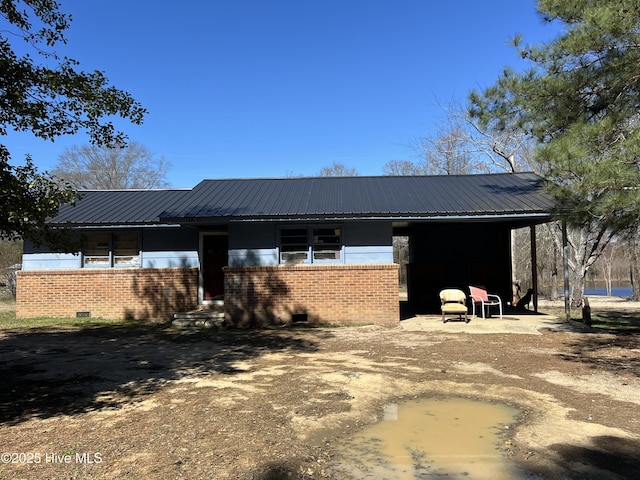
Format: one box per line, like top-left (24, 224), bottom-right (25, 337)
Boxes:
top-left (46, 221), bottom-right (182, 228)
top-left (161, 211), bottom-right (554, 224)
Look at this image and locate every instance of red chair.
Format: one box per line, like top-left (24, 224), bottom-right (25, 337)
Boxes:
top-left (469, 286), bottom-right (503, 319)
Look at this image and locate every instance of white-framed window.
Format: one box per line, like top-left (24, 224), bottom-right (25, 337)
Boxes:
top-left (280, 227), bottom-right (309, 264)
top-left (279, 226), bottom-right (342, 264)
top-left (82, 232), bottom-right (140, 268)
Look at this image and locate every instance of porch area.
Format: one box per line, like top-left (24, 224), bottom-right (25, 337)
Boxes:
top-left (400, 299), bottom-right (595, 334)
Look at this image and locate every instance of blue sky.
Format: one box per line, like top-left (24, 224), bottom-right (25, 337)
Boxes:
top-left (4, 1), bottom-right (560, 188)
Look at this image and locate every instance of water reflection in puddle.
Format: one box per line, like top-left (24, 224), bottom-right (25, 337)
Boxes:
top-left (330, 397), bottom-right (521, 479)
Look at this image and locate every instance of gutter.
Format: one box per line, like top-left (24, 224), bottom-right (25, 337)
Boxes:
top-left (161, 212), bottom-right (554, 224)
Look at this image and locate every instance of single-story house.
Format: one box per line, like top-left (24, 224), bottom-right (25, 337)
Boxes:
top-left (16, 173), bottom-right (555, 326)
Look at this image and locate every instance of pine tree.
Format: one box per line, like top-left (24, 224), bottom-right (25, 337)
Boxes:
top-left (469, 0), bottom-right (640, 304)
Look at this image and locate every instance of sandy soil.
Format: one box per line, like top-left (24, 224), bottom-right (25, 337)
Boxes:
top-left (0, 298), bottom-right (639, 479)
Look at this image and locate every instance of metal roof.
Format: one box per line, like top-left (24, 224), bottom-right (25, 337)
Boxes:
top-left (49, 173), bottom-right (555, 226)
top-left (51, 189), bottom-right (192, 225)
top-left (160, 173), bottom-right (555, 222)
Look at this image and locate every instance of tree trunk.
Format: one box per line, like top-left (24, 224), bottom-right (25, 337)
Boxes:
top-left (549, 239), bottom-right (560, 300)
top-left (549, 270), bottom-right (559, 300)
top-left (604, 263), bottom-right (612, 296)
top-left (630, 233), bottom-right (640, 301)
top-left (570, 267), bottom-right (587, 308)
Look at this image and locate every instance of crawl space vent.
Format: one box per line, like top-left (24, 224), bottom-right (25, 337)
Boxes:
top-left (291, 313), bottom-right (308, 323)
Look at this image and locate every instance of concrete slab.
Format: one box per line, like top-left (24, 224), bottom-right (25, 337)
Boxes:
top-left (399, 313), bottom-right (594, 335)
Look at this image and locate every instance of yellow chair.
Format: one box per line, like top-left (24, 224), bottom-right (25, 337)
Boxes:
top-left (439, 289), bottom-right (469, 323)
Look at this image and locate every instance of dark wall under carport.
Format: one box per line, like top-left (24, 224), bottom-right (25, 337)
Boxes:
top-left (406, 222), bottom-right (512, 313)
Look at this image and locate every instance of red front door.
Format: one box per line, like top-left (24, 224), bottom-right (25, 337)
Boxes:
top-left (202, 235), bottom-right (228, 301)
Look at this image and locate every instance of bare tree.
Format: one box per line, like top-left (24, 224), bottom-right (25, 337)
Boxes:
top-left (382, 160), bottom-right (424, 176)
top-left (570, 232), bottom-right (636, 298)
top-left (52, 142), bottom-right (171, 189)
top-left (539, 224), bottom-right (562, 300)
top-left (597, 240), bottom-right (621, 296)
top-left (317, 162), bottom-right (358, 177)
top-left (406, 98), bottom-right (541, 176)
top-left (393, 236), bottom-right (409, 286)
top-left (413, 123), bottom-right (487, 175)
top-left (511, 223), bottom-right (563, 300)
top-left (383, 122), bottom-right (484, 177)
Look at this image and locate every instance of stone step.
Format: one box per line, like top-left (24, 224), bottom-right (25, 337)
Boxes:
top-left (173, 299), bottom-right (225, 328)
top-left (172, 316), bottom-right (224, 329)
top-left (174, 310), bottom-right (224, 319)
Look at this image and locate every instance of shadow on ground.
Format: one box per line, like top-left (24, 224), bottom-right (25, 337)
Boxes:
top-left (559, 327), bottom-right (640, 377)
top-left (520, 436), bottom-right (640, 479)
top-left (591, 310), bottom-right (640, 332)
top-left (0, 323), bottom-right (330, 425)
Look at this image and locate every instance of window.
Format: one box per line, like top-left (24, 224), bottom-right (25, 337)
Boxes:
top-left (113, 233), bottom-right (140, 265)
top-left (280, 226), bottom-right (341, 264)
top-left (82, 233), bottom-right (110, 266)
top-left (82, 232), bottom-right (140, 267)
top-left (313, 227), bottom-right (341, 260)
top-left (280, 228), bottom-right (309, 264)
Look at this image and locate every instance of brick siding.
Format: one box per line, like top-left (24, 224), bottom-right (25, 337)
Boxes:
top-left (16, 268), bottom-right (198, 321)
top-left (224, 264), bottom-right (399, 327)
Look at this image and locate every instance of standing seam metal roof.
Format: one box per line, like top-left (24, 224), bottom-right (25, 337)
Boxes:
top-left (49, 173), bottom-right (555, 225)
top-left (166, 173), bottom-right (555, 219)
top-left (50, 189), bottom-right (192, 225)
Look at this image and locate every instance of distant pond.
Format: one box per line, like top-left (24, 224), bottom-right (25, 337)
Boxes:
top-left (583, 287), bottom-right (632, 297)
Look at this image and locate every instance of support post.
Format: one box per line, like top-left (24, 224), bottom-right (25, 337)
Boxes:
top-left (511, 229), bottom-right (517, 301)
top-left (530, 225), bottom-right (538, 313)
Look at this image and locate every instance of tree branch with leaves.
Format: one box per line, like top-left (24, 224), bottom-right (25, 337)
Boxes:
top-left (0, 0), bottom-right (147, 245)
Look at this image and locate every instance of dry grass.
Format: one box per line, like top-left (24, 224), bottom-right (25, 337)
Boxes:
top-left (0, 296), bottom-right (153, 330)
top-left (539, 297), bottom-right (640, 332)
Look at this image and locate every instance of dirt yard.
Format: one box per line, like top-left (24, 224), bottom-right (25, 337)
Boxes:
top-left (1, 298), bottom-right (639, 479)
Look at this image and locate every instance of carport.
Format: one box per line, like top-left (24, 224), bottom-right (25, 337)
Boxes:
top-left (392, 174), bottom-right (554, 314)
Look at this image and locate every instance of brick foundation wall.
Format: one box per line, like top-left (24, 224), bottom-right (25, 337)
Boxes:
top-left (16, 268), bottom-right (198, 321)
top-left (224, 264), bottom-right (399, 327)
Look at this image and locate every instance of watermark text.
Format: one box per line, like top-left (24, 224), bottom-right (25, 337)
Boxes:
top-left (1, 452), bottom-right (103, 464)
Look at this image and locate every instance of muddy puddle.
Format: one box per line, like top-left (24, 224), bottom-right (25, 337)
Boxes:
top-left (329, 397), bottom-right (523, 479)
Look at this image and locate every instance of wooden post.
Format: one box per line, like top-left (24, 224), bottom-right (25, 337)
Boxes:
top-left (530, 225), bottom-right (538, 313)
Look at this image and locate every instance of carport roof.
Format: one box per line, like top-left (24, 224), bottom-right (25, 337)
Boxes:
top-left (50, 172), bottom-right (555, 226)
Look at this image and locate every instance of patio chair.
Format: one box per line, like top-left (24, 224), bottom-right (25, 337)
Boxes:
top-left (469, 285), bottom-right (503, 319)
top-left (439, 289), bottom-right (469, 323)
